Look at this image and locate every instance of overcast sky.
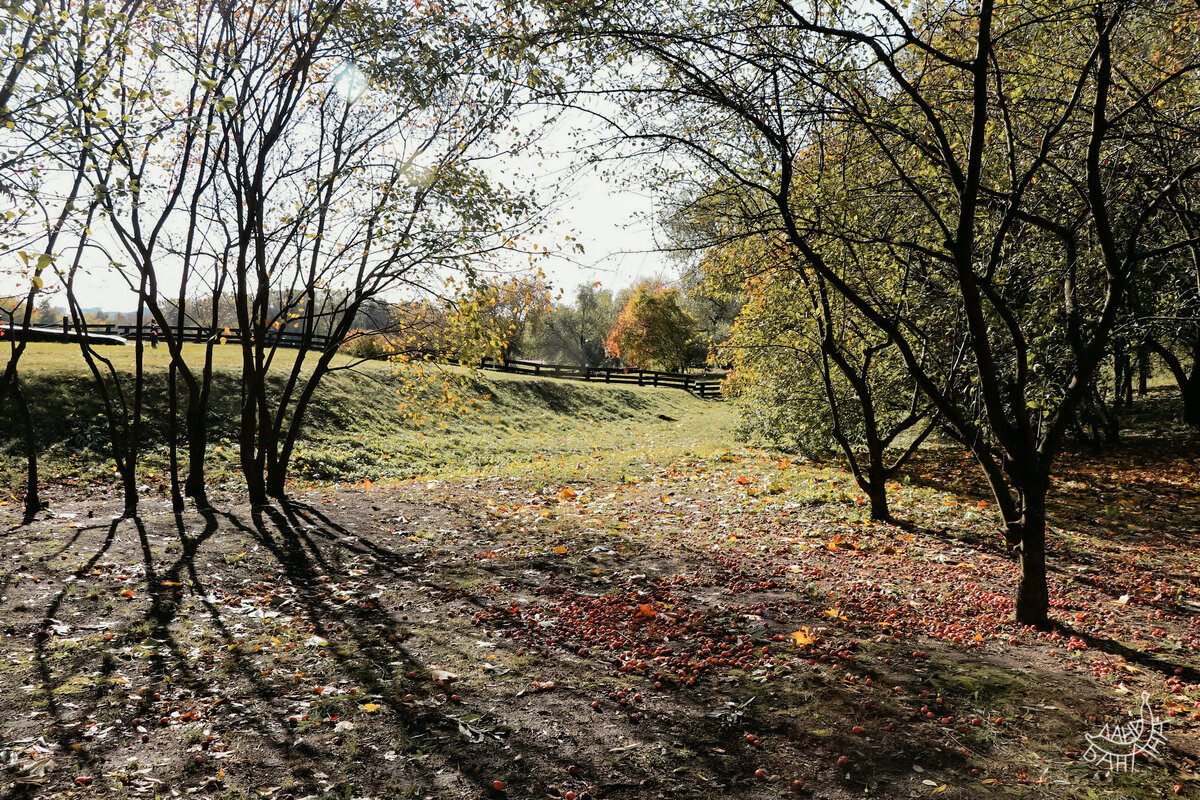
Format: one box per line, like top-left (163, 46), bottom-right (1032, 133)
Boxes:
top-left (2, 115), bottom-right (671, 314)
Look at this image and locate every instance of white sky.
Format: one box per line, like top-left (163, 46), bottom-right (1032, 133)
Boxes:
top-left (1, 23), bottom-right (683, 314)
top-left (6, 142), bottom-right (669, 314)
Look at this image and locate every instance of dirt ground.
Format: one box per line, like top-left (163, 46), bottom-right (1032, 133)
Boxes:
top-left (1, 439), bottom-right (1197, 800)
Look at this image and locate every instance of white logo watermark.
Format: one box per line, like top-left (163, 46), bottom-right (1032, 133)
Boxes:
top-left (1082, 692), bottom-right (1166, 773)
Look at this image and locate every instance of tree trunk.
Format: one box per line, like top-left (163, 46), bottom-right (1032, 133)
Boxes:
top-left (1137, 346), bottom-right (1150, 396)
top-left (123, 286), bottom-right (147, 520)
top-left (1113, 350), bottom-right (1129, 410)
top-left (1013, 489), bottom-right (1050, 628)
top-left (238, 342), bottom-right (269, 505)
top-left (1146, 336), bottom-right (1200, 430)
top-left (240, 421), bottom-right (268, 506)
top-left (168, 362), bottom-right (184, 513)
top-left (12, 379), bottom-right (43, 517)
top-left (183, 391), bottom-right (210, 507)
top-left (121, 465), bottom-right (139, 519)
top-left (864, 473), bottom-right (891, 523)
top-left (1184, 377), bottom-right (1200, 428)
top-left (266, 460), bottom-right (288, 499)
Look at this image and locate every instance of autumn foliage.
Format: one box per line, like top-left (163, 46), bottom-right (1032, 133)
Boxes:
top-left (604, 283), bottom-right (697, 372)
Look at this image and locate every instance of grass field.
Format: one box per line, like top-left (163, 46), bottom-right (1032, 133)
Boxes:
top-left (0, 343), bottom-right (736, 499)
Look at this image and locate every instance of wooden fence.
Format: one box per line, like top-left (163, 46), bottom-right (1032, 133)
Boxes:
top-left (9, 319), bottom-right (725, 400)
top-left (478, 357), bottom-right (724, 399)
top-left (53, 318), bottom-right (335, 350)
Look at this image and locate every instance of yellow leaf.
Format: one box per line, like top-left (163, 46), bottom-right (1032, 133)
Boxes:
top-left (554, 545), bottom-right (567, 555)
top-left (362, 703), bottom-right (380, 712)
top-left (932, 785), bottom-right (947, 794)
top-left (791, 627), bottom-right (815, 645)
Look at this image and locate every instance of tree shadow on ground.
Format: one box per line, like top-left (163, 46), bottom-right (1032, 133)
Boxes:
top-left (0, 489), bottom-right (1164, 800)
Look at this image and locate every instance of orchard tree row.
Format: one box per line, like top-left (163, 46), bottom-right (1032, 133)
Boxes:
top-left (494, 279), bottom-right (734, 372)
top-left (5, 0), bottom-right (1200, 630)
top-left (0, 0), bottom-right (551, 515)
top-left (506, 0), bottom-right (1200, 628)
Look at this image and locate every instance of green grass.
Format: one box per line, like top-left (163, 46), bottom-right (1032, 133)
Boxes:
top-left (0, 342), bottom-right (735, 495)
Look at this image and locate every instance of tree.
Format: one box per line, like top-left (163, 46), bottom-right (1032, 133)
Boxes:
top-left (1, 0), bottom-right (550, 513)
top-left (707, 236), bottom-right (936, 522)
top-left (199, 0), bottom-right (543, 502)
top-left (1136, 219), bottom-right (1200, 428)
top-left (604, 282), bottom-right (697, 372)
top-left (531, 0), bottom-right (1200, 626)
top-left (0, 0), bottom-right (130, 515)
top-left (521, 282), bottom-right (616, 365)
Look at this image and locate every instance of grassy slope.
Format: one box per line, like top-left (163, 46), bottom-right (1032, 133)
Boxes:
top-left (0, 342), bottom-right (735, 497)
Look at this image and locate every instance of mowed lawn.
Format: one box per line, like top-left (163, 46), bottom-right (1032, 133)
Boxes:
top-left (0, 342), bottom-right (739, 494)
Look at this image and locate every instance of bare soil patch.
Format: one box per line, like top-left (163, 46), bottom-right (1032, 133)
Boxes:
top-left (1, 444), bottom-right (1197, 799)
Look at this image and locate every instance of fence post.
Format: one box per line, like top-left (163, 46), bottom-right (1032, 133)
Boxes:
top-left (62, 315), bottom-right (69, 335)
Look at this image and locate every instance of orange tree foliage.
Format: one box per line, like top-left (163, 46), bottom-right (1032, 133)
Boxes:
top-left (604, 283), bottom-right (697, 372)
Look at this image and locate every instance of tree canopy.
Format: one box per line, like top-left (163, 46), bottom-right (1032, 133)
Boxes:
top-left (604, 282), bottom-right (697, 372)
top-left (521, 0), bottom-right (1200, 626)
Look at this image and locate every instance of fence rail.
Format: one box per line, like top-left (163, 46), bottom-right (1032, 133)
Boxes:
top-left (58, 318), bottom-right (336, 350)
top-left (7, 319), bottom-right (725, 400)
top-left (478, 357), bottom-right (724, 399)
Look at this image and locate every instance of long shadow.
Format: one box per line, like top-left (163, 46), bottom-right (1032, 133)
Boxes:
top-left (281, 499), bottom-right (429, 575)
top-left (3, 509), bottom-right (297, 800)
top-left (276, 499), bottom-right (1001, 797)
top-left (0, 514), bottom-right (95, 604)
top-left (1056, 622), bottom-right (1200, 683)
top-left (0, 519), bottom-right (124, 799)
top-left (28, 519), bottom-right (121, 741)
top-left (5, 489), bottom-right (1128, 800)
top-left (166, 510), bottom-right (312, 768)
top-left (234, 501), bottom-right (645, 798)
top-left (244, 504), bottom-right (506, 792)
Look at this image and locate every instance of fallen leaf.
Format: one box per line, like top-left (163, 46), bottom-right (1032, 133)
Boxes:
top-left (791, 627), bottom-right (815, 646)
